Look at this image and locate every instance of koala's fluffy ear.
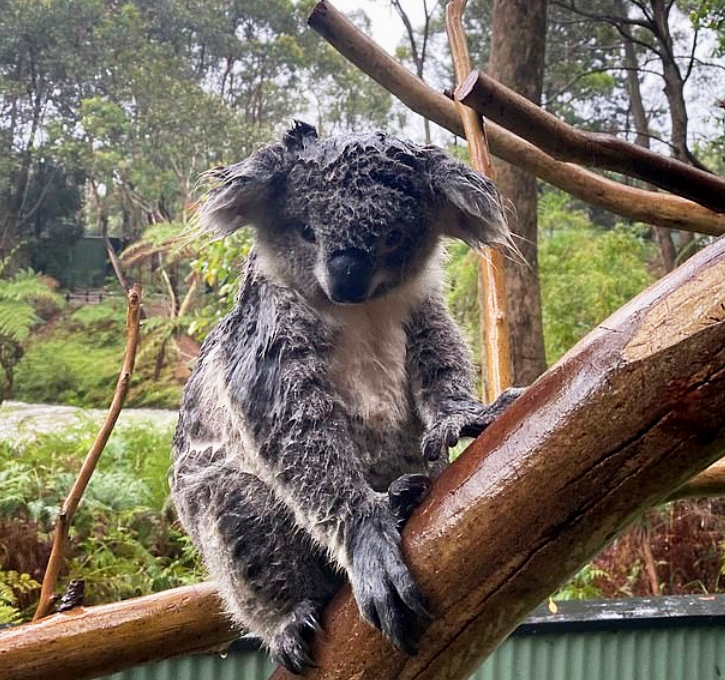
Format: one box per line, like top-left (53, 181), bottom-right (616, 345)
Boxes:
top-left (199, 121), bottom-right (320, 237)
top-left (425, 150), bottom-right (510, 252)
top-left (199, 146), bottom-right (287, 237)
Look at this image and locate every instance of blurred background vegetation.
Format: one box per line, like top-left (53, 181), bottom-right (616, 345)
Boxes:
top-left (1, 0), bottom-right (724, 622)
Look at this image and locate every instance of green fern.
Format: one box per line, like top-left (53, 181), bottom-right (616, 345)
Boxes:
top-left (0, 260), bottom-right (63, 401)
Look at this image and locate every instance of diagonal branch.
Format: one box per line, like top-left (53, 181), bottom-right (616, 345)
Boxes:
top-left (32, 284), bottom-right (143, 621)
top-left (454, 69), bottom-right (725, 213)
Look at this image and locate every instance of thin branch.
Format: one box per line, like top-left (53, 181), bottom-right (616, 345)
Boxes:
top-left (306, 1), bottom-right (725, 236)
top-left (455, 70), bottom-right (725, 212)
top-left (32, 284), bottom-right (143, 621)
top-left (668, 460), bottom-right (725, 501)
top-left (446, 0), bottom-right (512, 401)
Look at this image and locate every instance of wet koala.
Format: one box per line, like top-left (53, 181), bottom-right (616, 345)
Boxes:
top-left (171, 121), bottom-right (521, 673)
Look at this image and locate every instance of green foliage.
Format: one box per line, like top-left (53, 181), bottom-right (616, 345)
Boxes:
top-left (0, 256), bottom-right (64, 402)
top-left (0, 421), bottom-right (203, 618)
top-left (0, 570), bottom-right (39, 624)
top-left (189, 230), bottom-right (253, 339)
top-left (539, 191), bottom-right (656, 363)
top-left (445, 189), bottom-right (656, 368)
top-left (554, 564), bottom-right (608, 601)
top-left (13, 298), bottom-right (182, 408)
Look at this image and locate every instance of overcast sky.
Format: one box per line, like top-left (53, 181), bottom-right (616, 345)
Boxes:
top-left (328, 0), bottom-right (426, 53)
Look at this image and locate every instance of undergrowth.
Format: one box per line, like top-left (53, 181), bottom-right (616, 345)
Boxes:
top-left (0, 421), bottom-right (203, 623)
top-left (13, 298), bottom-right (184, 408)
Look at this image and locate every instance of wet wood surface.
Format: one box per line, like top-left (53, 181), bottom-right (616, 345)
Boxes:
top-left (455, 70), bottom-right (725, 214)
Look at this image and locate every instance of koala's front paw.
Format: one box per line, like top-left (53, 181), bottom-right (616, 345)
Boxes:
top-left (348, 508), bottom-right (432, 655)
top-left (270, 600), bottom-right (322, 675)
top-left (388, 473), bottom-right (432, 530)
top-left (422, 387), bottom-right (525, 462)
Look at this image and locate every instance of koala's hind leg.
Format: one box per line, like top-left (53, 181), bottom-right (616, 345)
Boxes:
top-left (200, 472), bottom-right (342, 674)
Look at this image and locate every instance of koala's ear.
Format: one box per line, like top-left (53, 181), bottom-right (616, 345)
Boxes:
top-left (199, 145), bottom-right (287, 236)
top-left (424, 150), bottom-right (510, 252)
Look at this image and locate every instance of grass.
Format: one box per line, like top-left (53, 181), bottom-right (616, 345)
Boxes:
top-left (13, 298), bottom-right (184, 409)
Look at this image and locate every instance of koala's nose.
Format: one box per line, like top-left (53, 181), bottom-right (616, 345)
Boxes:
top-left (327, 249), bottom-right (374, 303)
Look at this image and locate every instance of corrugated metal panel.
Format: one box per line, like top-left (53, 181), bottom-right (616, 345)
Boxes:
top-left (100, 627), bottom-right (725, 680)
top-left (471, 628), bottom-right (725, 680)
top-left (103, 649), bottom-right (275, 680)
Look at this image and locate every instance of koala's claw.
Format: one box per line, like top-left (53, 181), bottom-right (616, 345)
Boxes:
top-left (270, 601), bottom-right (322, 675)
top-left (388, 474), bottom-right (433, 529)
top-left (422, 387), bottom-right (526, 462)
top-left (349, 511), bottom-right (432, 655)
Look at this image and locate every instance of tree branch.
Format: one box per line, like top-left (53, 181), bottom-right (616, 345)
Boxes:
top-left (455, 69), bottom-right (725, 213)
top-left (446, 0), bottom-right (512, 401)
top-left (306, 1), bottom-right (725, 236)
top-left (32, 284), bottom-right (143, 621)
top-left (3, 227), bottom-right (725, 680)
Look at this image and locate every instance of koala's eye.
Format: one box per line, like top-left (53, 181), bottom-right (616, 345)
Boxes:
top-left (299, 223), bottom-right (316, 244)
top-left (383, 227), bottom-right (403, 251)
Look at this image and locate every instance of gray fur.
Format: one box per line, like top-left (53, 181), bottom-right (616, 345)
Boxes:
top-left (171, 121), bottom-right (520, 673)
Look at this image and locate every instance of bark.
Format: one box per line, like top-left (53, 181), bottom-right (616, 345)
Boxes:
top-left (305, 3), bottom-right (725, 230)
top-left (486, 0), bottom-right (548, 386)
top-left (3, 229), bottom-right (725, 680)
top-left (455, 71), bottom-right (725, 215)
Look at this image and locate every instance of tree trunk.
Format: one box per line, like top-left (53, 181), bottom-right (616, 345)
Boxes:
top-left (617, 0), bottom-right (676, 273)
top-left (487, 0), bottom-right (548, 385)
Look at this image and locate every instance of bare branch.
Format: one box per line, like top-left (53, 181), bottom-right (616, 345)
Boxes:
top-left (446, 0), bottom-right (512, 400)
top-left (33, 284), bottom-right (143, 620)
top-left (456, 69), bottom-right (725, 212)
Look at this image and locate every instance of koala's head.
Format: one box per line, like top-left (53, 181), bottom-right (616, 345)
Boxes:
top-left (201, 121), bottom-right (509, 305)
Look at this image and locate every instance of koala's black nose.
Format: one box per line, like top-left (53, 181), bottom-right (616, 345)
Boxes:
top-left (327, 249), bottom-right (374, 303)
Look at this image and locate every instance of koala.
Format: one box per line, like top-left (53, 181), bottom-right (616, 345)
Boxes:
top-left (170, 121), bottom-right (521, 674)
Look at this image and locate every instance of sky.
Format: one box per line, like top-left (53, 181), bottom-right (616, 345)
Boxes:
top-left (328, 0), bottom-right (427, 53)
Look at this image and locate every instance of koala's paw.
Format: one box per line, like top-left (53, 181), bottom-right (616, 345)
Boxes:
top-left (388, 474), bottom-right (433, 530)
top-left (349, 509), bottom-right (432, 655)
top-left (270, 600), bottom-right (322, 675)
top-left (422, 387), bottom-right (526, 462)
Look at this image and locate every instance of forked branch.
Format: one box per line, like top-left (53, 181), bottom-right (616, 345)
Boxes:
top-left (455, 70), bottom-right (725, 214)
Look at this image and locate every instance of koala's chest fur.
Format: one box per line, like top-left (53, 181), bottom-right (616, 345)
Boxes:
top-left (320, 293), bottom-right (427, 488)
top-left (326, 301), bottom-right (410, 428)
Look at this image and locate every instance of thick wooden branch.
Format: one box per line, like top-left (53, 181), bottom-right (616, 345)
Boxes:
top-left (455, 70), bottom-right (725, 214)
top-left (0, 584), bottom-right (235, 680)
top-left (307, 1), bottom-right (725, 236)
top-left (3, 238), bottom-right (724, 680)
